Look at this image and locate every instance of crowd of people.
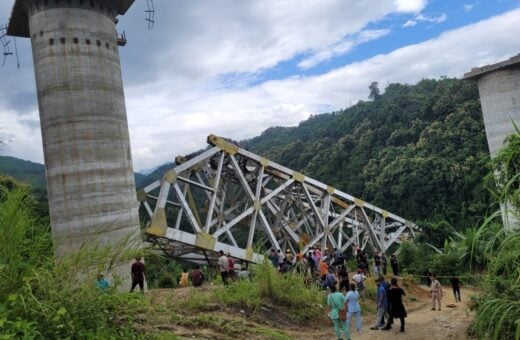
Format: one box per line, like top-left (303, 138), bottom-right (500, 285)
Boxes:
top-left (94, 249), bottom-right (464, 340)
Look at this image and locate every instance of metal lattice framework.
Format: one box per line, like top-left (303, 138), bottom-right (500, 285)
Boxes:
top-left (138, 134), bottom-right (420, 264)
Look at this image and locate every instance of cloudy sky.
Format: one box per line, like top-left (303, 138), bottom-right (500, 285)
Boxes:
top-left (1, 0), bottom-right (519, 172)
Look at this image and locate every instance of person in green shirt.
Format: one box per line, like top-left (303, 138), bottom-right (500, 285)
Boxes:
top-left (327, 285), bottom-right (351, 340)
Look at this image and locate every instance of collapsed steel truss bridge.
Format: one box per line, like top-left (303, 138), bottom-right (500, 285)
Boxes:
top-left (138, 135), bottom-right (419, 264)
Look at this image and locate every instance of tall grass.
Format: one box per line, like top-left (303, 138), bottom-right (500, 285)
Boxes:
top-left (0, 184), bottom-right (149, 338)
top-left (214, 260), bottom-right (325, 322)
top-left (471, 127), bottom-right (520, 340)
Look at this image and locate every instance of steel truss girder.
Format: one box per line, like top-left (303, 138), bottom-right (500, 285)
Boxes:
top-left (138, 134), bottom-right (420, 264)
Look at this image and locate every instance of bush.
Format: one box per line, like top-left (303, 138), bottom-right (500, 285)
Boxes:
top-left (0, 184), bottom-right (149, 338)
top-left (215, 260), bottom-right (325, 322)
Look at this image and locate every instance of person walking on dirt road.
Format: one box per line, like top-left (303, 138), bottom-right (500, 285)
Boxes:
top-left (345, 282), bottom-right (363, 333)
top-left (450, 276), bottom-right (461, 302)
top-left (370, 277), bottom-right (388, 330)
top-left (383, 277), bottom-right (407, 332)
top-left (328, 285), bottom-right (351, 340)
top-left (430, 273), bottom-right (443, 311)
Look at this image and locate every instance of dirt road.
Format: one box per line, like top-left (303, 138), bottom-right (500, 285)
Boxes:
top-left (296, 286), bottom-right (477, 340)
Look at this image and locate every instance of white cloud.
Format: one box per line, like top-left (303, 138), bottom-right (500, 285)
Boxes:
top-left (125, 9), bottom-right (520, 169)
top-left (394, 0), bottom-right (428, 13)
top-left (403, 12), bottom-right (447, 28)
top-left (297, 29), bottom-right (391, 70)
top-left (464, 3), bottom-right (475, 12)
top-left (1, 1), bottom-right (520, 172)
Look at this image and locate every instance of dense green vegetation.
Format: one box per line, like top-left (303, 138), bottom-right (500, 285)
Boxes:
top-left (0, 176), bottom-right (148, 338)
top-left (471, 128), bottom-right (520, 340)
top-left (244, 78), bottom-right (492, 244)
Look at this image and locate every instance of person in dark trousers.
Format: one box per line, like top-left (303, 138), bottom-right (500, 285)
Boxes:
top-left (130, 257), bottom-right (146, 292)
top-left (450, 276), bottom-right (461, 302)
top-left (424, 270), bottom-right (432, 287)
top-left (338, 264), bottom-right (349, 293)
top-left (383, 277), bottom-right (407, 332)
top-left (390, 254), bottom-right (399, 276)
top-left (218, 250), bottom-right (229, 285)
top-left (381, 253), bottom-right (387, 275)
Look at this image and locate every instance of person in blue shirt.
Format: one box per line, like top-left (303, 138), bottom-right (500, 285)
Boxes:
top-left (345, 282), bottom-right (362, 333)
top-left (96, 274), bottom-right (109, 291)
top-left (370, 277), bottom-right (388, 329)
top-left (327, 285), bottom-right (351, 340)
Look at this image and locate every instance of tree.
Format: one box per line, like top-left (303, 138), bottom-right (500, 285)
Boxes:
top-left (368, 81), bottom-right (381, 101)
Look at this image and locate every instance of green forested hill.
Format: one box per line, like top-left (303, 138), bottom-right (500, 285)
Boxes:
top-left (243, 78), bottom-right (492, 230)
top-left (0, 156), bottom-right (46, 189)
top-left (0, 78), bottom-right (493, 234)
top-left (0, 155), bottom-right (149, 193)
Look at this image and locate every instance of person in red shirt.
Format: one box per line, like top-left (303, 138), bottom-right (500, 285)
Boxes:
top-left (227, 252), bottom-right (236, 281)
top-left (130, 257), bottom-right (146, 292)
top-left (190, 265), bottom-right (205, 287)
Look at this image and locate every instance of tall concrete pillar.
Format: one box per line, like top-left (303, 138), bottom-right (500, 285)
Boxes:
top-left (464, 54), bottom-right (520, 231)
top-left (8, 0), bottom-right (142, 285)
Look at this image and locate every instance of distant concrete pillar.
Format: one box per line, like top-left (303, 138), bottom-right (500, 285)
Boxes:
top-left (464, 54), bottom-right (520, 231)
top-left (8, 0), bottom-right (142, 287)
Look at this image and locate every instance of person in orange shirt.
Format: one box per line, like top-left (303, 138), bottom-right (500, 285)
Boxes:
top-left (320, 259), bottom-right (329, 276)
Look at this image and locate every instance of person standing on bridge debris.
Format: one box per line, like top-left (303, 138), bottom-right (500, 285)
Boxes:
top-left (130, 257), bottom-right (146, 293)
top-left (430, 273), bottom-right (443, 311)
top-left (218, 250), bottom-right (229, 285)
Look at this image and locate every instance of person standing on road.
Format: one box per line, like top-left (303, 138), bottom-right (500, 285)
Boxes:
top-left (345, 282), bottom-right (363, 334)
top-left (450, 276), bottom-right (461, 302)
top-left (383, 277), bottom-right (407, 332)
top-left (130, 257), bottom-right (146, 292)
top-left (430, 273), bottom-right (443, 311)
top-left (328, 285), bottom-right (351, 340)
top-left (218, 250), bottom-right (229, 285)
top-left (370, 277), bottom-right (387, 330)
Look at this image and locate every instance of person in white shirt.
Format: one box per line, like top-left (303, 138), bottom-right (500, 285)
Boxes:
top-left (218, 250), bottom-right (229, 285)
top-left (352, 268), bottom-right (367, 300)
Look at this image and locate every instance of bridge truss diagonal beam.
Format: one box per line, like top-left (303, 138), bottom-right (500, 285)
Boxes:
top-left (138, 134), bottom-right (420, 264)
